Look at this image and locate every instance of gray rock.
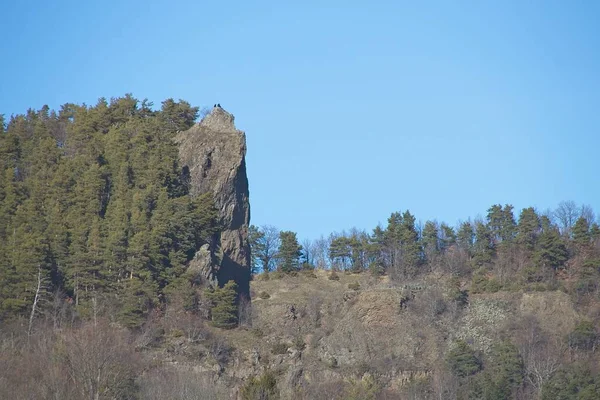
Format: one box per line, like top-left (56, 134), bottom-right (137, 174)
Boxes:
top-left (175, 107), bottom-right (251, 296)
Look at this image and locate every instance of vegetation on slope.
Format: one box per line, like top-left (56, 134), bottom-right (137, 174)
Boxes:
top-left (1, 97), bottom-right (600, 399)
top-left (0, 96), bottom-right (218, 326)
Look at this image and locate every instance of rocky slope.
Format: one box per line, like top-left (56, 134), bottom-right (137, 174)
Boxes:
top-left (175, 107), bottom-right (251, 296)
top-left (150, 270), bottom-right (589, 399)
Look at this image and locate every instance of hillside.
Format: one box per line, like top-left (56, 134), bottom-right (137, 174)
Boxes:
top-left (2, 269), bottom-right (598, 399)
top-left (1, 98), bottom-right (600, 399)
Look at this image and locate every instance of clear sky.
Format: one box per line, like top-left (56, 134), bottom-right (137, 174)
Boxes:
top-left (1, 0), bottom-right (599, 241)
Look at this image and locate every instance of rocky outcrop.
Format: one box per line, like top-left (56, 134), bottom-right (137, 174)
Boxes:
top-left (175, 106), bottom-right (251, 296)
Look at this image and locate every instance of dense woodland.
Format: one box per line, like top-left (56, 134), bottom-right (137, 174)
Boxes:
top-left (0, 96), bottom-right (218, 327)
top-left (1, 97), bottom-right (600, 399)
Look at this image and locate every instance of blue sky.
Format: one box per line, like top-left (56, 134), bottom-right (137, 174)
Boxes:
top-left (1, 0), bottom-right (599, 240)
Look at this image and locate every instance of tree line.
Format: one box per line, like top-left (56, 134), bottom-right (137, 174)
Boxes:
top-left (250, 201), bottom-right (600, 293)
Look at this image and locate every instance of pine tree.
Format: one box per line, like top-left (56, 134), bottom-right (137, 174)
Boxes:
top-left (535, 216), bottom-right (568, 271)
top-left (572, 216), bottom-right (591, 250)
top-left (447, 340), bottom-right (482, 378)
top-left (422, 220), bottom-right (440, 264)
top-left (249, 225), bottom-right (266, 275)
top-left (205, 280), bottom-right (238, 329)
top-left (439, 223), bottom-right (456, 252)
top-left (516, 207), bottom-right (540, 251)
top-left (457, 221), bottom-right (475, 255)
top-left (278, 231), bottom-right (302, 273)
top-left (473, 221), bottom-right (494, 266)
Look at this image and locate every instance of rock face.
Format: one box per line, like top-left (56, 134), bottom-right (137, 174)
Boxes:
top-left (175, 107), bottom-right (251, 296)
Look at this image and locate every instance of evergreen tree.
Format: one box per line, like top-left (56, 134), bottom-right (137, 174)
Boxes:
top-left (249, 225), bottom-right (265, 275)
top-left (204, 280), bottom-right (238, 329)
top-left (572, 216), bottom-right (591, 250)
top-left (0, 96), bottom-right (218, 321)
top-left (422, 220), bottom-right (440, 263)
top-left (473, 221), bottom-right (494, 266)
top-left (456, 221), bottom-right (475, 255)
top-left (590, 223), bottom-right (600, 241)
top-left (278, 231), bottom-right (302, 273)
top-left (542, 363), bottom-right (600, 400)
top-left (439, 223), bottom-right (456, 252)
top-left (473, 341), bottom-right (524, 400)
top-left (329, 235), bottom-right (351, 270)
top-left (447, 340), bottom-right (482, 378)
top-left (535, 216), bottom-right (568, 271)
top-left (160, 98), bottom-right (199, 132)
top-left (516, 207), bottom-right (540, 251)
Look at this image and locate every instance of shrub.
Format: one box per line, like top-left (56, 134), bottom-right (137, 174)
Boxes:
top-left (568, 321), bottom-right (597, 351)
top-left (293, 336), bottom-right (306, 351)
top-left (345, 374), bottom-right (380, 400)
top-left (301, 269), bottom-right (317, 278)
top-left (251, 328), bottom-right (264, 338)
top-left (486, 278), bottom-right (501, 293)
top-left (369, 262), bottom-right (385, 276)
top-left (301, 262), bottom-right (315, 271)
top-left (328, 271), bottom-right (340, 281)
top-left (258, 291), bottom-right (271, 300)
top-left (271, 342), bottom-right (289, 355)
top-left (271, 271), bottom-right (284, 280)
top-left (241, 371), bottom-right (279, 400)
top-left (348, 282), bottom-right (360, 291)
top-left (169, 328), bottom-right (184, 338)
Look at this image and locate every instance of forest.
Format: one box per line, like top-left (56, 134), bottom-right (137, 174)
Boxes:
top-left (1, 96), bottom-right (599, 399)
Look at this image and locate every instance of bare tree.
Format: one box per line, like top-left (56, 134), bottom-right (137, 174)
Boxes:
top-left (138, 367), bottom-right (224, 400)
top-left (65, 321), bottom-right (141, 400)
top-left (28, 266), bottom-right (45, 337)
top-left (301, 238), bottom-right (316, 266)
top-left (515, 315), bottom-right (564, 399)
top-left (313, 235), bottom-right (330, 269)
top-left (432, 367), bottom-right (458, 400)
top-left (580, 204), bottom-right (595, 226)
top-left (47, 289), bottom-right (74, 331)
top-left (554, 201), bottom-right (579, 237)
top-left (238, 294), bottom-right (253, 328)
top-left (258, 225), bottom-right (280, 272)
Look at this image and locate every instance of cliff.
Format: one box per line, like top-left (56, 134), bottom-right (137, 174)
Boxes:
top-left (175, 106), bottom-right (251, 296)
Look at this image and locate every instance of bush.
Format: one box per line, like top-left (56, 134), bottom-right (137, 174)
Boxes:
top-left (271, 342), bottom-right (289, 355)
top-left (293, 336), bottom-right (306, 351)
top-left (369, 262), bottom-right (385, 276)
top-left (328, 271), bottom-right (340, 281)
top-left (258, 291), bottom-right (271, 299)
top-left (241, 371), bottom-right (279, 400)
top-left (487, 278), bottom-right (501, 293)
top-left (348, 282), bottom-right (360, 291)
top-left (251, 328), bottom-right (264, 337)
top-left (301, 269), bottom-right (317, 278)
top-left (301, 262), bottom-right (315, 271)
top-left (169, 328), bottom-right (184, 338)
top-left (568, 321), bottom-right (597, 351)
top-left (271, 271), bottom-right (284, 280)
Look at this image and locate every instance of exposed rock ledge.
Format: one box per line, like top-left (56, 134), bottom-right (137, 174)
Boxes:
top-left (175, 106), bottom-right (251, 296)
